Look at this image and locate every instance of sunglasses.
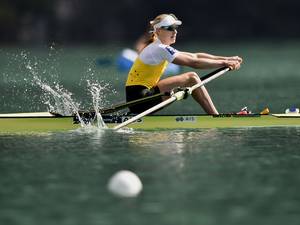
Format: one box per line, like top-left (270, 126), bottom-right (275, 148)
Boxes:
top-left (160, 25), bottom-right (178, 31)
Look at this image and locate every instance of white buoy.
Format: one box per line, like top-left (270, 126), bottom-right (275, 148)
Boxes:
top-left (107, 170), bottom-right (143, 197)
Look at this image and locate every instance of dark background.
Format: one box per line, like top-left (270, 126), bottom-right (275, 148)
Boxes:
top-left (1, 0), bottom-right (300, 45)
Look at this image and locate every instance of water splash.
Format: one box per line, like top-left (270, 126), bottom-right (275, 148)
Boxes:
top-left (3, 48), bottom-right (113, 130)
top-left (33, 77), bottom-right (75, 114)
top-left (23, 57), bottom-right (76, 113)
top-left (22, 57), bottom-right (87, 126)
top-left (28, 69), bottom-right (110, 129)
top-left (87, 80), bottom-right (108, 128)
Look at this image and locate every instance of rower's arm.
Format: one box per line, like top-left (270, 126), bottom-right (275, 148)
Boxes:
top-left (173, 52), bottom-right (241, 70)
top-left (180, 52), bottom-right (220, 59)
top-left (173, 51), bottom-right (235, 69)
top-left (181, 52), bottom-right (242, 62)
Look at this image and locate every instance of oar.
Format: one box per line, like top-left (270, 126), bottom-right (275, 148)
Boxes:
top-left (113, 67), bottom-right (230, 130)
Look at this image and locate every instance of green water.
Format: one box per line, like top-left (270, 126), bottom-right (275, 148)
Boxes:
top-left (1, 128), bottom-right (300, 225)
top-left (1, 41), bottom-right (300, 225)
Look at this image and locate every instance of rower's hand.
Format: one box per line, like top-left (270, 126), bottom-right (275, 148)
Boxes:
top-left (227, 56), bottom-right (243, 63)
top-left (224, 56), bottom-right (242, 70)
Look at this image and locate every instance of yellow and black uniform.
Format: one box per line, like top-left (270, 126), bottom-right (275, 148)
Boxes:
top-left (125, 39), bottom-right (178, 113)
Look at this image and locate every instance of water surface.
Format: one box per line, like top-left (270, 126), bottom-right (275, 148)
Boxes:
top-left (1, 127), bottom-right (300, 225)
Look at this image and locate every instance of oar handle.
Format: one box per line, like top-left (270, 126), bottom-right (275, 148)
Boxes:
top-left (200, 66), bottom-right (230, 81)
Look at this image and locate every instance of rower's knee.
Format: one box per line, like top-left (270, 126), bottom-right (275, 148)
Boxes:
top-left (185, 72), bottom-right (200, 85)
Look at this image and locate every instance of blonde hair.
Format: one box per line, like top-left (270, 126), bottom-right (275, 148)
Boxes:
top-left (148, 14), bottom-right (179, 43)
top-left (150, 14), bottom-right (178, 27)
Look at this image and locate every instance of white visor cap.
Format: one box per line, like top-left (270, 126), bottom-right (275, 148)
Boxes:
top-left (152, 15), bottom-right (182, 31)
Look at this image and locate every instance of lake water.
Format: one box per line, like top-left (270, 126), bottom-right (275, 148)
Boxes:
top-left (1, 41), bottom-right (300, 225)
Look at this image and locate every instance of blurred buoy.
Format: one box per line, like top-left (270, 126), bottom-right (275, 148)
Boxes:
top-left (107, 170), bottom-right (143, 197)
top-left (285, 107), bottom-right (299, 114)
top-left (260, 107), bottom-right (270, 115)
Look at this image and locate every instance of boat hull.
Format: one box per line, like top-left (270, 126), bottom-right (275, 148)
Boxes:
top-left (106, 114), bottom-right (300, 130)
top-left (1, 113), bottom-right (300, 133)
top-left (0, 117), bottom-right (78, 133)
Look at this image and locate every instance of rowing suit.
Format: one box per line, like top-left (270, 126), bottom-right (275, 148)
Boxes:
top-left (126, 39), bottom-right (179, 113)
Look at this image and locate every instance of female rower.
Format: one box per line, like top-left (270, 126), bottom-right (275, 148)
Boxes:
top-left (125, 13), bottom-right (242, 115)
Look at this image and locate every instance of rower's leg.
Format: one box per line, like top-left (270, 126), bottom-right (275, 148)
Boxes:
top-left (157, 72), bottom-right (219, 115)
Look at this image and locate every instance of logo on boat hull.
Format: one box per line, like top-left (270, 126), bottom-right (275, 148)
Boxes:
top-left (175, 116), bottom-right (196, 122)
top-left (121, 116), bottom-right (143, 123)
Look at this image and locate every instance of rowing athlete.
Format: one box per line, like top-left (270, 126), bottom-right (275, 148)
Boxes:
top-left (125, 13), bottom-right (242, 114)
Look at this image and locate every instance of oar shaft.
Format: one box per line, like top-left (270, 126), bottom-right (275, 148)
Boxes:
top-left (189, 67), bottom-right (230, 93)
top-left (199, 66), bottom-right (229, 81)
top-left (113, 97), bottom-right (177, 130)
